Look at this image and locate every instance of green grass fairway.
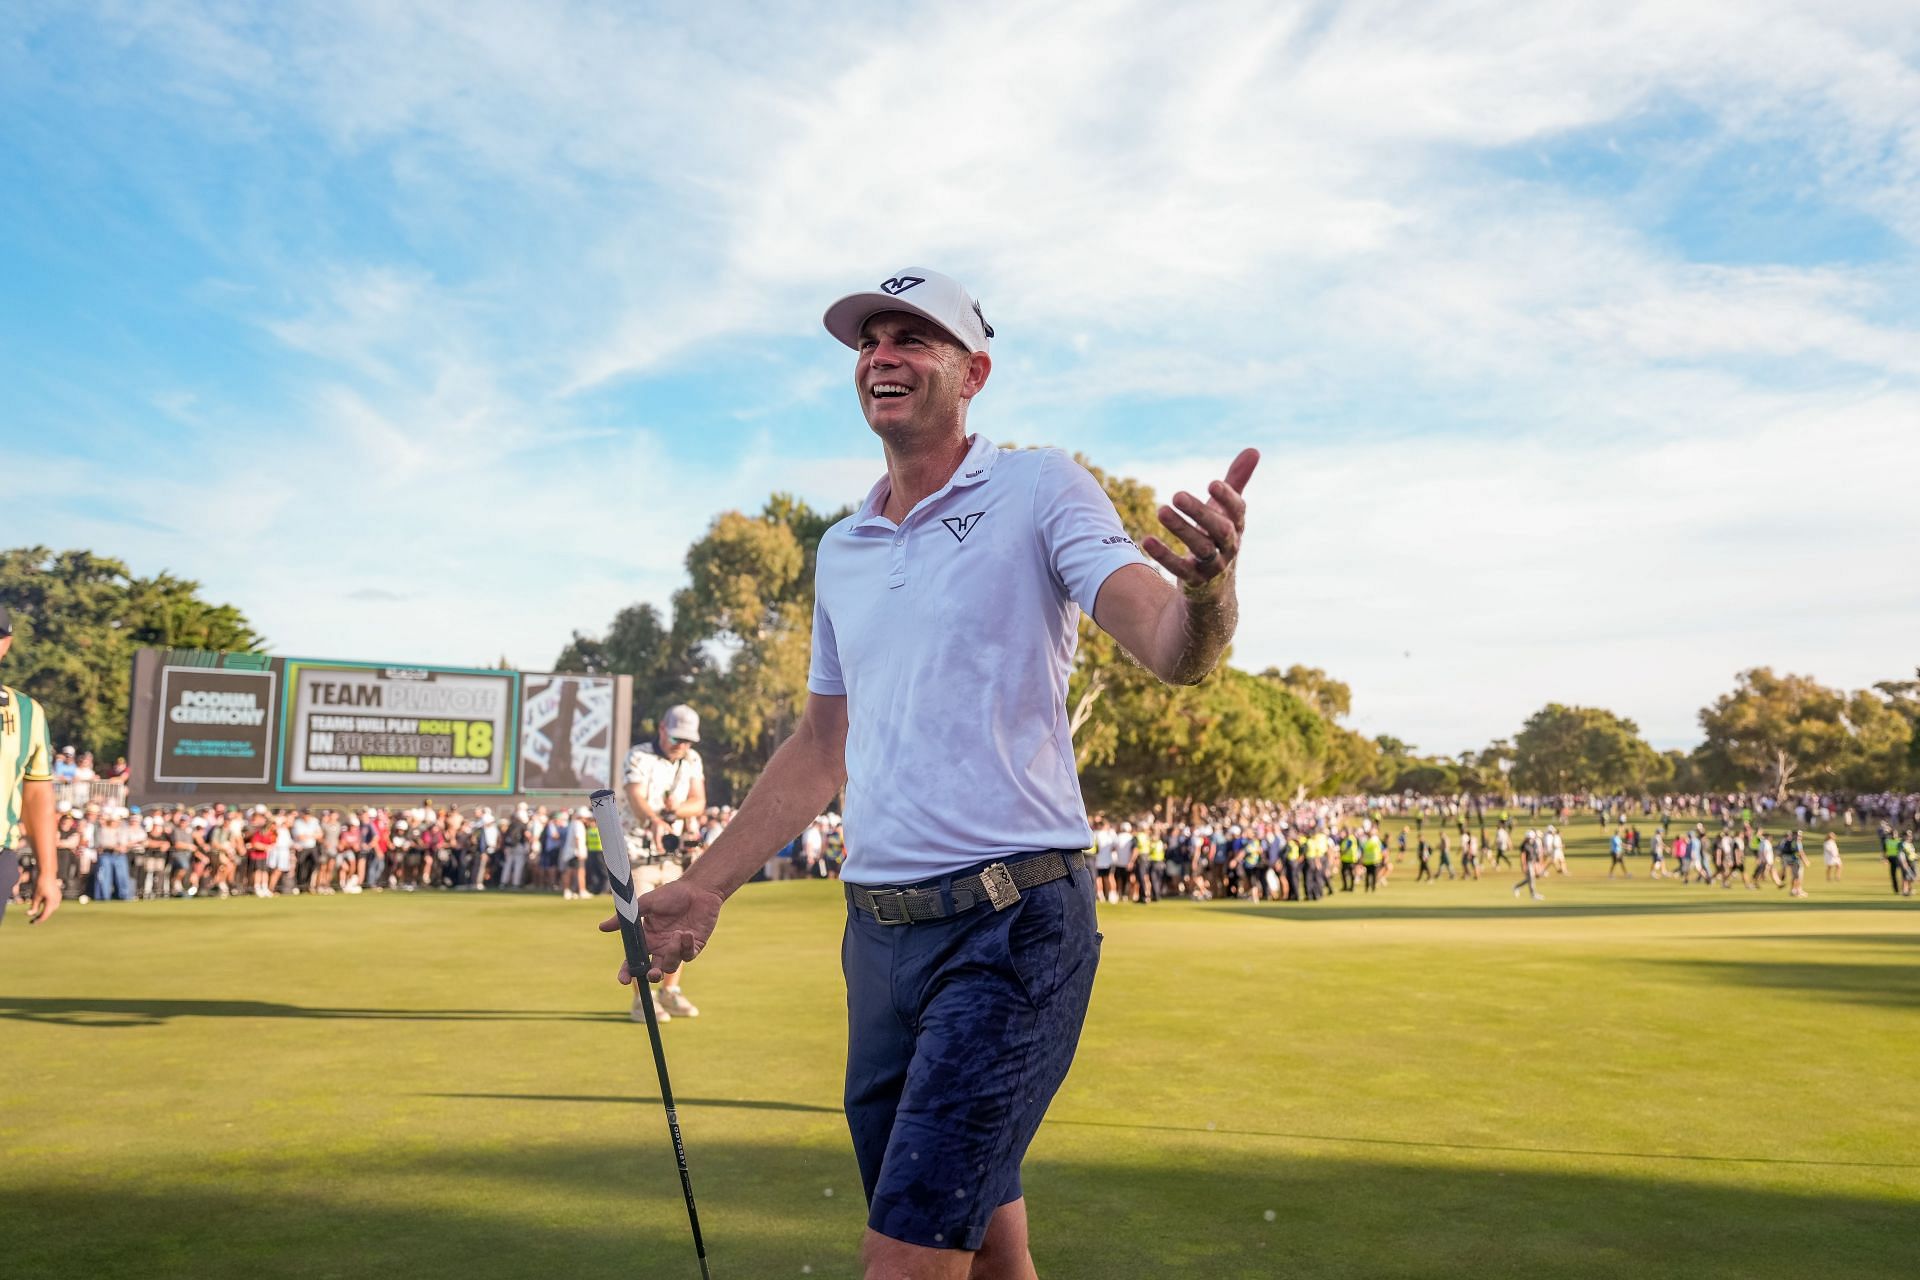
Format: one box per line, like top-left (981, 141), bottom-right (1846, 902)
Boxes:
top-left (4, 828), bottom-right (1915, 1278)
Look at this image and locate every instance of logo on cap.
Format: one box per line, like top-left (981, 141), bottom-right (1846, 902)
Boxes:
top-left (880, 276), bottom-right (925, 296)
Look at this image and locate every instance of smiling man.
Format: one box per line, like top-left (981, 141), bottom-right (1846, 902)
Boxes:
top-left (603, 267), bottom-right (1257, 1279)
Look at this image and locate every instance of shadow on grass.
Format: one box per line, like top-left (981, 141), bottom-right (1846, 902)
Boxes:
top-left (438, 1092), bottom-right (1920, 1170)
top-left (1654, 958), bottom-right (1920, 1013)
top-left (0, 996), bottom-right (622, 1027)
top-left (1213, 896), bottom-right (1911, 923)
top-left (1746, 932), bottom-right (1920, 948)
top-left (3, 1138), bottom-right (1914, 1279)
top-left (428, 1091), bottom-right (843, 1117)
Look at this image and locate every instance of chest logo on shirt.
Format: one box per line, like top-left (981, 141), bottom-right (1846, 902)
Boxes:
top-left (941, 512), bottom-right (986, 543)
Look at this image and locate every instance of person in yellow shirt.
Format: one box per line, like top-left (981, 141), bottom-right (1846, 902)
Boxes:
top-left (1, 606), bottom-right (61, 926)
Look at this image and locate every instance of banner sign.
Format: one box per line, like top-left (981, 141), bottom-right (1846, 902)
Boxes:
top-left (128, 649), bottom-right (628, 804)
top-left (278, 660), bottom-right (519, 793)
top-left (519, 674), bottom-right (615, 792)
top-left (153, 666), bottom-right (277, 783)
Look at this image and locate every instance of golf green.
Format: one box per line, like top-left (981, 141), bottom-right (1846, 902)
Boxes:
top-left (3, 827), bottom-right (1915, 1278)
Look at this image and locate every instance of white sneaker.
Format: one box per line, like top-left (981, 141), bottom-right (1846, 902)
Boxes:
top-left (659, 988), bottom-right (699, 1019)
top-left (632, 991), bottom-right (670, 1023)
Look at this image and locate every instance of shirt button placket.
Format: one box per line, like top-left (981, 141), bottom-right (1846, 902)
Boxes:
top-left (889, 526), bottom-right (908, 589)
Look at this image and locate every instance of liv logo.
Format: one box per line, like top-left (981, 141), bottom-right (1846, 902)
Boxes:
top-left (941, 512), bottom-right (985, 543)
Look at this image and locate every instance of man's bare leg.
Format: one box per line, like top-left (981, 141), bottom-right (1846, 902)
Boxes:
top-left (860, 1199), bottom-right (1037, 1280)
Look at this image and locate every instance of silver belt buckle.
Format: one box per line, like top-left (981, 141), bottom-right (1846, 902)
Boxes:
top-left (868, 888), bottom-right (910, 925)
top-left (981, 862), bottom-right (1021, 911)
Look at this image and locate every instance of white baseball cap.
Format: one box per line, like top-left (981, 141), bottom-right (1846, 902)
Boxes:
top-left (661, 704), bottom-right (701, 743)
top-left (823, 268), bottom-right (993, 354)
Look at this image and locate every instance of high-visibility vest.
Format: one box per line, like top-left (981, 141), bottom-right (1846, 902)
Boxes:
top-left (1340, 838), bottom-right (1359, 864)
top-left (1361, 837), bottom-right (1382, 866)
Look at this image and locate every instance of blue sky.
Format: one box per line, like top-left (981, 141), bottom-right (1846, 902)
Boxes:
top-left (4, 1), bottom-right (1917, 754)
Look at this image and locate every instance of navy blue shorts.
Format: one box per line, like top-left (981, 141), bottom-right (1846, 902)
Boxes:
top-left (842, 854), bottom-right (1100, 1251)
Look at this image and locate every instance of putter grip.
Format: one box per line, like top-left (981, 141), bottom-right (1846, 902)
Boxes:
top-left (588, 788), bottom-right (656, 978)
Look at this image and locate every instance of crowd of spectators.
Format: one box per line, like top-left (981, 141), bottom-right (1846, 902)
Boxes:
top-left (1071, 790), bottom-right (1918, 905)
top-left (8, 782), bottom-right (1914, 908)
top-left (18, 798), bottom-right (844, 904)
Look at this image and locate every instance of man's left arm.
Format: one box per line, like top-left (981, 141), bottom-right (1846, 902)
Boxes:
top-left (23, 779), bottom-right (59, 923)
top-left (1093, 448), bottom-right (1260, 686)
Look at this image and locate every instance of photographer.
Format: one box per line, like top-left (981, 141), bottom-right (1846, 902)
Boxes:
top-left (615, 704), bottom-right (707, 1023)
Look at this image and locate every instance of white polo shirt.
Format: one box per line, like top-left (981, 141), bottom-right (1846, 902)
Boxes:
top-left (809, 434), bottom-right (1147, 884)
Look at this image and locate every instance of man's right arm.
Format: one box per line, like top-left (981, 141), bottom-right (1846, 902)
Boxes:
top-left (602, 692), bottom-right (847, 981)
top-left (684, 692), bottom-right (847, 900)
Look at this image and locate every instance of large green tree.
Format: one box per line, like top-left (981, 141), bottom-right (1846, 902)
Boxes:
top-left (1273, 665), bottom-right (1353, 721)
top-left (1512, 703), bottom-right (1664, 794)
top-left (558, 495), bottom-right (850, 802)
top-left (0, 547), bottom-right (264, 761)
top-left (1695, 667), bottom-right (1914, 800)
top-left (1858, 672), bottom-right (1920, 790)
top-left (1077, 665), bottom-right (1329, 816)
top-left (553, 601), bottom-right (705, 733)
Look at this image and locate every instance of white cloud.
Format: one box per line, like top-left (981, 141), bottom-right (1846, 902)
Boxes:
top-left (13, 0), bottom-right (1920, 754)
top-left (1123, 385), bottom-right (1920, 753)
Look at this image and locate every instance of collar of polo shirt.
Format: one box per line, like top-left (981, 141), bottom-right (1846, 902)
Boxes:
top-left (850, 433), bottom-right (1000, 532)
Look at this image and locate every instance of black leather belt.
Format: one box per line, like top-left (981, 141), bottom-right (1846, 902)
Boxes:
top-left (847, 850), bottom-right (1085, 926)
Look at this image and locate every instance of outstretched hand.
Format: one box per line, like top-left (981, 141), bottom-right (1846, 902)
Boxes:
top-left (1140, 447), bottom-right (1259, 591)
top-left (598, 878), bottom-right (725, 984)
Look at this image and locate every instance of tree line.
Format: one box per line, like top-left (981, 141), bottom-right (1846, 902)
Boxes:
top-left (0, 548), bottom-right (265, 763)
top-left (7, 471), bottom-right (1916, 806)
top-left (542, 451), bottom-right (1920, 809)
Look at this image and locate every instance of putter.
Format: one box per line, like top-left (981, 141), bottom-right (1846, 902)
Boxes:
top-left (588, 788), bottom-right (712, 1279)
